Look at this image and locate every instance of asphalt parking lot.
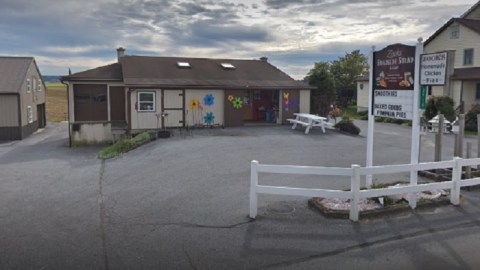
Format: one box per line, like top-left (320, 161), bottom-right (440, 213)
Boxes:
top-left (1, 121), bottom-right (480, 269)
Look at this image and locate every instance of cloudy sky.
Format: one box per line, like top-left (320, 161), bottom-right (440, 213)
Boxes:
top-left (1, 0), bottom-right (478, 79)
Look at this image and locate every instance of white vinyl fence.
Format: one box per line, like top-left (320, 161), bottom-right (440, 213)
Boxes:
top-left (249, 157), bottom-right (480, 221)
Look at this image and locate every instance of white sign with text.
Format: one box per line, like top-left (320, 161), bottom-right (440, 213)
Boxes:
top-left (420, 51), bottom-right (447, 85)
top-left (373, 90), bottom-right (413, 120)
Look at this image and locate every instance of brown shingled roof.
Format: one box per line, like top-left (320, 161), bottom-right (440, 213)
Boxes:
top-left (63, 55), bottom-right (312, 90)
top-left (0, 57), bottom-right (34, 93)
top-left (62, 63), bottom-right (122, 81)
top-left (121, 56), bottom-right (310, 89)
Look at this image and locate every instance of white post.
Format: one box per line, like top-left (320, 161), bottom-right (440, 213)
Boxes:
top-left (366, 46), bottom-right (376, 188)
top-left (249, 160), bottom-right (259, 219)
top-left (349, 164), bottom-right (361, 222)
top-left (409, 38), bottom-right (423, 209)
top-left (451, 157), bottom-right (462, 205)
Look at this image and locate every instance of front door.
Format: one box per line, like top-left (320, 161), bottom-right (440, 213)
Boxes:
top-left (36, 103), bottom-right (46, 128)
top-left (162, 90), bottom-right (184, 127)
top-left (224, 90), bottom-right (245, 127)
top-left (110, 86), bottom-right (126, 122)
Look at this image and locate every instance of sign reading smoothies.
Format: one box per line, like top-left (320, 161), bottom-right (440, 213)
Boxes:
top-left (372, 44), bottom-right (416, 120)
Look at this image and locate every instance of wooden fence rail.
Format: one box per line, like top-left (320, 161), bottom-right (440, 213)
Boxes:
top-left (249, 157), bottom-right (480, 221)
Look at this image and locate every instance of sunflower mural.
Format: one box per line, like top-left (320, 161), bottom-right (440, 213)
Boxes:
top-left (189, 98), bottom-right (203, 125)
top-left (189, 98), bottom-right (199, 110)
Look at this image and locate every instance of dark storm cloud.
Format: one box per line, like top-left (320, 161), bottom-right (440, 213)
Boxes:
top-left (190, 20), bottom-right (272, 44)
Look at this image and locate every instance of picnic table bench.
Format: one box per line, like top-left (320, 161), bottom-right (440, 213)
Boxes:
top-left (287, 113), bottom-right (329, 134)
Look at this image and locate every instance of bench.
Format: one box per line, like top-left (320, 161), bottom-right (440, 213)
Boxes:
top-left (287, 119), bottom-right (310, 126)
top-left (288, 113), bottom-right (328, 134)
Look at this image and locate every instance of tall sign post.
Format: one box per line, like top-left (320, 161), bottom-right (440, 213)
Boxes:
top-left (409, 38), bottom-right (423, 209)
top-left (366, 39), bottom-right (423, 202)
top-left (366, 46), bottom-right (375, 187)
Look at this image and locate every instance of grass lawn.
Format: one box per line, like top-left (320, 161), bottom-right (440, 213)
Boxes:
top-left (46, 83), bottom-right (67, 122)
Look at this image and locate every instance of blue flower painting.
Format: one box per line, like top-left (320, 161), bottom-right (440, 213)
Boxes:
top-left (204, 112), bottom-right (215, 125)
top-left (204, 94), bottom-right (215, 106)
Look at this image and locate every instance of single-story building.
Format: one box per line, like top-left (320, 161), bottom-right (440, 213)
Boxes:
top-left (355, 75), bottom-right (369, 112)
top-left (0, 57), bottom-right (46, 140)
top-left (62, 48), bottom-right (313, 144)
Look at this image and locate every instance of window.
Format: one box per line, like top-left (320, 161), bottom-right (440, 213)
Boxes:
top-left (37, 79), bottom-right (42, 91)
top-left (32, 77), bottom-right (36, 92)
top-left (137, 92), bottom-right (155, 112)
top-left (464, 48), bottom-right (474, 65)
top-left (451, 25), bottom-right (459, 39)
top-left (26, 79), bottom-right (31, 93)
top-left (221, 63), bottom-right (235, 69)
top-left (476, 83), bottom-right (480, 100)
top-left (177, 62), bottom-right (191, 68)
top-left (27, 106), bottom-right (33, 123)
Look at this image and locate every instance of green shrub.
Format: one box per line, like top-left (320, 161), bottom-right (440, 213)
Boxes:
top-left (97, 132), bottom-right (152, 159)
top-left (465, 104), bottom-right (480, 131)
top-left (357, 110), bottom-right (368, 116)
top-left (334, 119), bottom-right (360, 135)
top-left (424, 96), bottom-right (455, 122)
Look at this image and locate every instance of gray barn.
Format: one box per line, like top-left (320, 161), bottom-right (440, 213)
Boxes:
top-left (0, 57), bottom-right (46, 140)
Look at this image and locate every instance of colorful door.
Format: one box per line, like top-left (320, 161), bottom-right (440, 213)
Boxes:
top-left (224, 90), bottom-right (245, 127)
top-left (162, 90), bottom-right (184, 127)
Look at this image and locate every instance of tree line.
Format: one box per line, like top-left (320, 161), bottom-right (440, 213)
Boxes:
top-left (305, 50), bottom-right (368, 116)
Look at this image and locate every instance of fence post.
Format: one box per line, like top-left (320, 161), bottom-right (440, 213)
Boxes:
top-left (466, 142), bottom-right (472, 179)
top-left (349, 164), bottom-right (361, 222)
top-left (250, 160), bottom-right (259, 219)
top-left (451, 157), bottom-right (462, 205)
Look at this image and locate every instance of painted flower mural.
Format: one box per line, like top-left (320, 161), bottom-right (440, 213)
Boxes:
top-left (232, 97), bottom-right (243, 109)
top-left (227, 95), bottom-right (234, 102)
top-left (204, 94), bottom-right (215, 106)
top-left (189, 98), bottom-right (199, 110)
top-left (204, 112), bottom-right (215, 125)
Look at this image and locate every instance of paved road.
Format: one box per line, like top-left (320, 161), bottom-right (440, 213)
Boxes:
top-left (1, 121), bottom-right (479, 269)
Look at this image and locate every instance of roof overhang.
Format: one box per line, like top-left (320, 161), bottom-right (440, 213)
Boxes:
top-left (125, 84), bottom-right (315, 90)
top-left (451, 67), bottom-right (480, 80)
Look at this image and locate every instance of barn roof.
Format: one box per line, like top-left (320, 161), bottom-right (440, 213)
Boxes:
top-left (0, 57), bottom-right (36, 93)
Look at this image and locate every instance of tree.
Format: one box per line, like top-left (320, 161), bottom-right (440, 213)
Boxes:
top-left (305, 50), bottom-right (368, 114)
top-left (330, 50), bottom-right (368, 106)
top-left (305, 61), bottom-right (336, 116)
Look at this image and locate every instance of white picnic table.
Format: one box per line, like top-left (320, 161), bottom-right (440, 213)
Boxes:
top-left (287, 113), bottom-right (328, 134)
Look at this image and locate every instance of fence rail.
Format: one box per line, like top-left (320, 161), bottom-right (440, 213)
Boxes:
top-left (249, 157), bottom-right (480, 221)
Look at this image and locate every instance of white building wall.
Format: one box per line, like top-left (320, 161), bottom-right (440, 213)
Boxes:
top-left (71, 123), bottom-right (113, 144)
top-left (424, 22), bottom-right (480, 69)
top-left (356, 81), bottom-right (369, 112)
top-left (130, 89), bottom-right (162, 130)
top-left (299, 90), bottom-right (311, 113)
